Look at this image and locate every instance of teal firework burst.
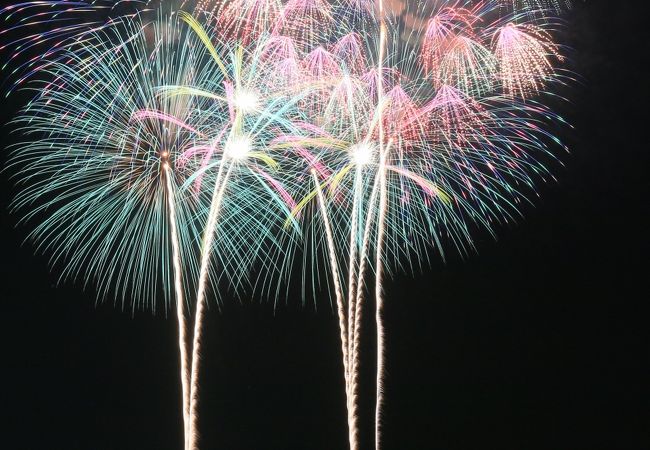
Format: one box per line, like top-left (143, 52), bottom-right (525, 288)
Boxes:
top-left (6, 12), bottom-right (312, 447)
top-left (2, 1), bottom-right (572, 449)
top-left (10, 13), bottom-right (210, 309)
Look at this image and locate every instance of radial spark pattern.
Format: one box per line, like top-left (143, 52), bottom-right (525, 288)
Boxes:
top-left (3, 1), bottom-right (571, 450)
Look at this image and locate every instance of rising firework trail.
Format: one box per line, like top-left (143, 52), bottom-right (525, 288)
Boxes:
top-left (3, 1), bottom-right (572, 449)
top-left (6, 11), bottom-right (233, 449)
top-left (374, 1), bottom-right (388, 446)
top-left (164, 157), bottom-right (192, 449)
top-left (281, 1), bottom-right (570, 449)
top-left (170, 12), bottom-right (313, 447)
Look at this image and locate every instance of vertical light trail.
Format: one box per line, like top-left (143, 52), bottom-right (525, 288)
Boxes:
top-left (188, 160), bottom-right (234, 450)
top-left (374, 151), bottom-right (388, 450)
top-left (347, 141), bottom-right (390, 450)
top-left (351, 168), bottom-right (380, 372)
top-left (345, 169), bottom-right (363, 450)
top-left (313, 169), bottom-right (357, 450)
top-left (346, 167), bottom-right (361, 448)
top-left (375, 3), bottom-right (388, 447)
top-left (346, 165), bottom-right (380, 450)
top-left (188, 84), bottom-right (249, 448)
top-left (163, 161), bottom-right (191, 450)
top-left (347, 170), bottom-right (361, 388)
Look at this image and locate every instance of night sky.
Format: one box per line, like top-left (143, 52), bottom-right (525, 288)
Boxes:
top-left (1, 1), bottom-right (647, 449)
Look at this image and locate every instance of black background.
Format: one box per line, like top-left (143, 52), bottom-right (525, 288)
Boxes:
top-left (1, 1), bottom-right (647, 449)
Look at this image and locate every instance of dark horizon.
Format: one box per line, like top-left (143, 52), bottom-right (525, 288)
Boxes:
top-left (1, 1), bottom-right (647, 449)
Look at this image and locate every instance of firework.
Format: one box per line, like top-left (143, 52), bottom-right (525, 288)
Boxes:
top-left (0, 0), bottom-right (156, 94)
top-left (8, 14), bottom-right (209, 448)
top-left (6, 10), bottom-right (307, 448)
top-left (499, 0), bottom-right (570, 14)
top-left (493, 22), bottom-right (562, 98)
top-left (3, 0), bottom-right (571, 449)
top-left (163, 12), bottom-right (315, 448)
top-left (273, 1), bottom-right (568, 449)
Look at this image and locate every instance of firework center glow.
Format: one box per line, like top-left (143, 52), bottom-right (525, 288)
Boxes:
top-left (350, 142), bottom-right (375, 166)
top-left (161, 151), bottom-right (170, 170)
top-left (224, 135), bottom-right (252, 160)
top-left (233, 89), bottom-right (260, 113)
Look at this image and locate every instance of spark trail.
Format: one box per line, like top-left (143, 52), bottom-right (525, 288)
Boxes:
top-left (4, 2), bottom-right (571, 449)
top-left (164, 161), bottom-right (191, 450)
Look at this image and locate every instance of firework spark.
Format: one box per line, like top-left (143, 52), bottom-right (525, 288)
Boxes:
top-left (5, 9), bottom-right (308, 448)
top-left (4, 1), bottom-right (571, 449)
top-left (7, 13), bottom-right (217, 448)
top-left (275, 1), bottom-right (568, 449)
top-left (170, 12), bottom-right (313, 448)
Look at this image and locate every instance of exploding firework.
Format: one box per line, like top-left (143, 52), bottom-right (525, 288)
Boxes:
top-left (3, 0), bottom-right (571, 449)
top-left (6, 10), bottom-right (309, 449)
top-left (270, 1), bottom-right (568, 449)
top-left (7, 14), bottom-right (212, 447)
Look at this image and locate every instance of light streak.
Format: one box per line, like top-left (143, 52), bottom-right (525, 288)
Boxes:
top-left (224, 134), bottom-right (253, 160)
top-left (4, 2), bottom-right (572, 450)
top-left (189, 160), bottom-right (233, 450)
top-left (164, 161), bottom-right (191, 450)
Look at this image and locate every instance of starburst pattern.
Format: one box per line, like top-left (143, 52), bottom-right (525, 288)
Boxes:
top-left (3, 1), bottom-right (572, 450)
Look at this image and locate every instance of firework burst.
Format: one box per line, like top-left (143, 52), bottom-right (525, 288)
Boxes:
top-left (272, 1), bottom-right (568, 448)
top-left (6, 10), bottom-right (308, 449)
top-left (3, 1), bottom-right (571, 449)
